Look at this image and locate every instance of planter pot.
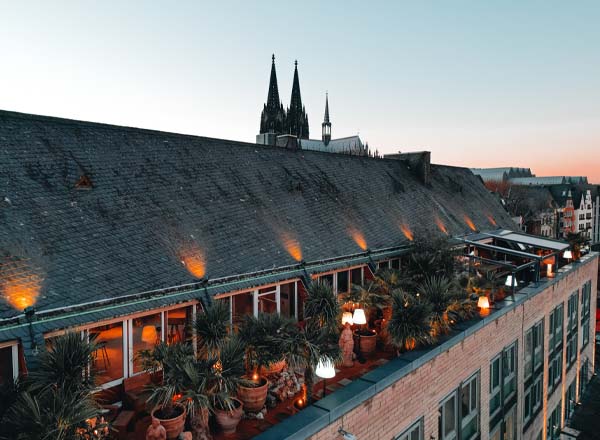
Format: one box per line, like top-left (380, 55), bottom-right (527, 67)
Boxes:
top-left (354, 330), bottom-right (377, 356)
top-left (238, 376), bottom-right (269, 412)
top-left (151, 405), bottom-right (186, 440)
top-left (260, 359), bottom-right (286, 376)
top-left (214, 398), bottom-right (244, 435)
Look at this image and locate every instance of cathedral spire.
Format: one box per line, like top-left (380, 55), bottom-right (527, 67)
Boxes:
top-left (266, 54), bottom-right (280, 111)
top-left (322, 92), bottom-right (331, 145)
top-left (287, 60), bottom-right (309, 139)
top-left (259, 54), bottom-right (285, 135)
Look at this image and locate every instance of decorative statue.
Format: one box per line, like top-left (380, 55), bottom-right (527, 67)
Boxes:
top-left (146, 417), bottom-right (167, 440)
top-left (339, 322), bottom-right (354, 367)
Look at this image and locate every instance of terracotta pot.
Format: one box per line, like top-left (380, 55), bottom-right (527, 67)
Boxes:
top-left (238, 376), bottom-right (269, 412)
top-left (151, 405), bottom-right (186, 440)
top-left (354, 330), bottom-right (377, 356)
top-left (260, 359), bottom-right (286, 375)
top-left (214, 398), bottom-right (244, 435)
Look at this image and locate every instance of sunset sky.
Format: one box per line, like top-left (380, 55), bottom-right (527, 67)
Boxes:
top-left (1, 1), bottom-right (599, 182)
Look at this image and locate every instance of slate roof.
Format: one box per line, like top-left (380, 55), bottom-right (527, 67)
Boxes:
top-left (0, 110), bottom-right (514, 323)
top-left (508, 185), bottom-right (557, 217)
top-left (510, 176), bottom-right (589, 186)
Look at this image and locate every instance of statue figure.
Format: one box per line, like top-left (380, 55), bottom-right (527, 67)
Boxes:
top-left (146, 417), bottom-right (167, 440)
top-left (339, 322), bottom-right (354, 367)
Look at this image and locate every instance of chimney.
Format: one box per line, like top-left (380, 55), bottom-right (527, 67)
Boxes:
top-left (276, 134), bottom-right (299, 150)
top-left (384, 151), bottom-right (431, 185)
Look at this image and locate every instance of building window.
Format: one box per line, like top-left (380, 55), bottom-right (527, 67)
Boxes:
top-left (579, 358), bottom-right (589, 396)
top-left (0, 343), bottom-right (19, 385)
top-left (523, 320), bottom-right (543, 427)
top-left (547, 401), bottom-right (562, 440)
top-left (88, 321), bottom-right (125, 385)
top-left (461, 373), bottom-right (479, 440)
top-left (390, 258), bottom-right (401, 270)
top-left (490, 355), bottom-right (502, 417)
top-left (377, 260), bottom-right (390, 271)
top-left (337, 270), bottom-right (350, 294)
top-left (440, 392), bottom-right (458, 440)
top-left (395, 418), bottom-right (423, 440)
top-left (566, 292), bottom-right (578, 370)
top-left (279, 281), bottom-right (297, 319)
top-left (548, 304), bottom-right (564, 393)
top-left (257, 286), bottom-right (278, 314)
top-left (502, 343), bottom-right (517, 401)
top-left (581, 280), bottom-right (591, 350)
top-left (351, 267), bottom-right (363, 285)
top-left (319, 273), bottom-right (334, 288)
top-left (165, 306), bottom-right (193, 344)
top-left (231, 291), bottom-right (253, 327)
top-left (491, 404), bottom-right (516, 440)
top-left (490, 342), bottom-right (518, 436)
top-left (131, 313), bottom-right (161, 374)
top-left (565, 379), bottom-right (577, 421)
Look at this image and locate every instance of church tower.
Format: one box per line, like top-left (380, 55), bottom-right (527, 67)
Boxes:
top-left (322, 93), bottom-right (331, 145)
top-left (259, 55), bottom-right (286, 135)
top-left (286, 61), bottom-right (309, 139)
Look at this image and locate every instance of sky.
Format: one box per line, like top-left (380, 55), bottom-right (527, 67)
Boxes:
top-left (1, 1), bottom-right (599, 183)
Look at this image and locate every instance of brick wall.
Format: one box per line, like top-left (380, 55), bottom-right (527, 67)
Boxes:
top-left (309, 257), bottom-right (598, 440)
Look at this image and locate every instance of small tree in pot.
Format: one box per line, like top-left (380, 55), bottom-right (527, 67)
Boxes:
top-left (387, 290), bottom-right (434, 355)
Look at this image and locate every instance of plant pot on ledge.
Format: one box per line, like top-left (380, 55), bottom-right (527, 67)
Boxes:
top-left (354, 329), bottom-right (377, 356)
top-left (214, 398), bottom-right (244, 435)
top-left (238, 376), bottom-right (269, 412)
top-left (151, 404), bottom-right (186, 440)
top-left (259, 359), bottom-right (286, 376)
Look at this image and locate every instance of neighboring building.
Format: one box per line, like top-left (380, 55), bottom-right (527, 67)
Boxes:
top-left (0, 109), bottom-right (596, 440)
top-left (510, 176), bottom-right (589, 186)
top-left (256, 55), bottom-right (370, 156)
top-left (471, 166), bottom-right (533, 182)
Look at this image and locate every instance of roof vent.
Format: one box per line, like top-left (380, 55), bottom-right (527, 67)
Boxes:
top-left (75, 175), bottom-right (93, 190)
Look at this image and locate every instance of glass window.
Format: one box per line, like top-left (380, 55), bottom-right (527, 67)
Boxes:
top-left (258, 287), bottom-right (277, 314)
top-left (394, 419), bottom-right (422, 440)
top-left (132, 313), bottom-right (161, 374)
top-left (232, 291), bottom-right (253, 326)
top-left (440, 393), bottom-right (457, 440)
top-left (0, 346), bottom-right (14, 385)
top-left (166, 306), bottom-right (192, 344)
top-left (461, 374), bottom-right (479, 440)
top-left (337, 270), bottom-right (349, 294)
top-left (502, 343), bottom-right (516, 401)
top-left (89, 322), bottom-right (124, 384)
top-left (503, 405), bottom-right (516, 440)
top-left (490, 355), bottom-right (501, 416)
top-left (351, 267), bottom-right (362, 286)
top-left (319, 274), bottom-right (334, 288)
top-left (391, 258), bottom-right (401, 270)
top-left (279, 282), bottom-right (296, 318)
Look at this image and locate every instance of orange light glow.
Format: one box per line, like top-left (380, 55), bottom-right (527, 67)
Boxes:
top-left (399, 223), bottom-right (414, 241)
top-left (180, 247), bottom-right (206, 278)
top-left (404, 338), bottom-right (416, 351)
top-left (1, 270), bottom-right (42, 311)
top-left (252, 372), bottom-right (259, 381)
top-left (477, 296), bottom-right (490, 309)
top-left (280, 231), bottom-right (303, 262)
top-left (464, 215), bottom-right (476, 231)
top-left (435, 216), bottom-right (448, 235)
top-left (348, 227), bottom-right (367, 251)
top-left (172, 393), bottom-right (182, 402)
top-left (486, 214), bottom-right (497, 226)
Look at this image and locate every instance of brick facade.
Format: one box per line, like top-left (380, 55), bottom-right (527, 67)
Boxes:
top-left (309, 257), bottom-right (597, 440)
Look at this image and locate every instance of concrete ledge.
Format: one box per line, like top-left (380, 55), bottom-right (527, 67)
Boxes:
top-left (253, 405), bottom-right (330, 440)
top-left (314, 378), bottom-right (377, 421)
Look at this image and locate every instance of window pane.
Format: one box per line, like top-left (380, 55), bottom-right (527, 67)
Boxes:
top-left (232, 291), bottom-right (253, 326)
top-left (258, 291), bottom-right (277, 314)
top-left (166, 306), bottom-right (192, 344)
top-left (444, 396), bottom-right (456, 437)
top-left (351, 267), bottom-right (362, 285)
top-left (320, 274), bottom-right (334, 288)
top-left (89, 322), bottom-right (124, 384)
top-left (337, 271), bottom-right (349, 294)
top-left (461, 386), bottom-right (469, 417)
top-left (279, 282), bottom-right (295, 318)
top-left (132, 313), bottom-right (161, 374)
top-left (0, 346), bottom-right (13, 385)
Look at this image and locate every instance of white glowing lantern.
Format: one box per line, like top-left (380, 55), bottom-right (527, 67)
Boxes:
top-left (477, 296), bottom-right (490, 309)
top-left (352, 308), bottom-right (367, 325)
top-left (547, 263), bottom-right (553, 276)
top-left (563, 250), bottom-right (573, 260)
top-left (341, 312), bottom-right (354, 326)
top-left (315, 357), bottom-right (336, 379)
top-left (505, 275), bottom-right (514, 287)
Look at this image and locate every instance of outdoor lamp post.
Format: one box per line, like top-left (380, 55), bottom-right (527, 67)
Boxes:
top-left (315, 357), bottom-right (336, 397)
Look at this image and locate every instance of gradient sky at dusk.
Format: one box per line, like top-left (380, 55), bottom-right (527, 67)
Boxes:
top-left (1, 1), bottom-right (599, 182)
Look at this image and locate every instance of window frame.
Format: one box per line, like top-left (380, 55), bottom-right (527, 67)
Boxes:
top-left (394, 418), bottom-right (423, 440)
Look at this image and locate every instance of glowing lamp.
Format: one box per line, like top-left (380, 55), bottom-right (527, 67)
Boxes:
top-left (341, 312), bottom-right (354, 326)
top-left (315, 358), bottom-right (336, 379)
top-left (141, 325), bottom-right (158, 344)
top-left (505, 275), bottom-right (514, 288)
top-left (352, 308), bottom-right (367, 325)
top-left (563, 250), bottom-right (573, 260)
top-left (477, 296), bottom-right (490, 309)
top-left (547, 264), bottom-right (554, 277)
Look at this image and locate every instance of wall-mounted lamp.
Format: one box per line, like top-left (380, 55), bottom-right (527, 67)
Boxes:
top-left (338, 428), bottom-right (357, 440)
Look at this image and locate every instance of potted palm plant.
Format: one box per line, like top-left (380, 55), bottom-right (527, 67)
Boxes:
top-left (417, 275), bottom-right (461, 337)
top-left (1, 332), bottom-right (109, 440)
top-left (387, 290), bottom-right (433, 355)
top-left (344, 280), bottom-right (390, 356)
